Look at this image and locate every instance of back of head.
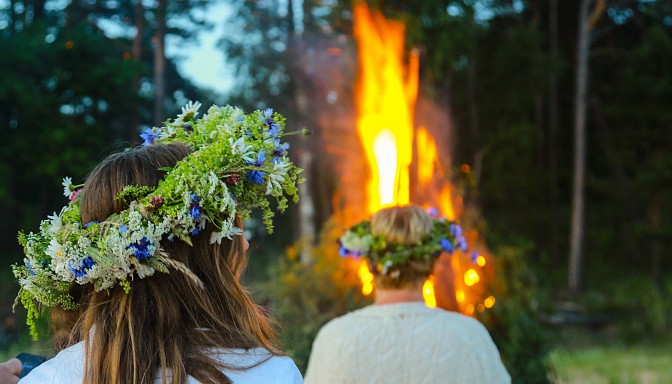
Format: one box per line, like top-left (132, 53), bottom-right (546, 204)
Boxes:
top-left (52, 144), bottom-right (278, 384)
top-left (370, 205), bottom-right (434, 289)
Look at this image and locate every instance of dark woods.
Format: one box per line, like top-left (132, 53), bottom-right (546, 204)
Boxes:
top-left (0, 0), bottom-right (670, 367)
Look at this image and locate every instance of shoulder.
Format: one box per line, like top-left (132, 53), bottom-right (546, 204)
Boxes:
top-left (209, 348), bottom-right (303, 384)
top-left (19, 342), bottom-right (84, 384)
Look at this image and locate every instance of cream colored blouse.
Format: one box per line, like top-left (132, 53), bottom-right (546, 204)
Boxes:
top-left (304, 302), bottom-right (510, 384)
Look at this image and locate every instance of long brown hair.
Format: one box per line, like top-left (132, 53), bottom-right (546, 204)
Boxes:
top-left (50, 144), bottom-right (281, 384)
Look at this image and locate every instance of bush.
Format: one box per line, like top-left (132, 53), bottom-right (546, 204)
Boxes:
top-left (477, 244), bottom-right (556, 383)
top-left (265, 219), bottom-right (371, 371)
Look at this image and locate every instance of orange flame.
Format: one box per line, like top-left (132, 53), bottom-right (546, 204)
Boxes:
top-left (351, 3), bottom-right (493, 314)
top-left (354, 3), bottom-right (417, 213)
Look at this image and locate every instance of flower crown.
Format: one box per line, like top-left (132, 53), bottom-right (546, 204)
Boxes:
top-left (338, 211), bottom-right (469, 276)
top-left (14, 102), bottom-right (305, 337)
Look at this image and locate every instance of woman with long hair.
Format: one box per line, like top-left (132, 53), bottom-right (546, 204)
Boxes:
top-left (14, 104), bottom-right (304, 383)
top-left (304, 205), bottom-right (510, 384)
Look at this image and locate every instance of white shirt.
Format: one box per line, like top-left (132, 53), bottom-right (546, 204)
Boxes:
top-left (304, 302), bottom-right (510, 384)
top-left (19, 341), bottom-right (303, 384)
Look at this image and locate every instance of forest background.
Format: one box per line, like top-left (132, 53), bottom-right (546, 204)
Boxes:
top-left (0, 1), bottom-right (670, 383)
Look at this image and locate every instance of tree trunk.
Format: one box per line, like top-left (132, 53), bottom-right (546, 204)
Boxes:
top-left (131, 0), bottom-right (144, 144)
top-left (287, 0), bottom-right (316, 263)
top-left (467, 14), bottom-right (480, 166)
top-left (9, 0), bottom-right (15, 34)
top-left (548, 0), bottom-right (560, 266)
top-left (650, 192), bottom-right (662, 289)
top-left (33, 0), bottom-right (45, 21)
top-left (568, 0), bottom-right (592, 293)
top-left (153, 0), bottom-right (167, 126)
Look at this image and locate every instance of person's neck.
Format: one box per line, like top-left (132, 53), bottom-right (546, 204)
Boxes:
top-left (373, 286), bottom-right (424, 306)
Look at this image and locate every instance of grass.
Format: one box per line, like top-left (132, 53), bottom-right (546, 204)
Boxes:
top-left (551, 344), bottom-right (672, 384)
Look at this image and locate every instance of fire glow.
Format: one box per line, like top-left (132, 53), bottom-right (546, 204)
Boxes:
top-left (351, 3), bottom-right (493, 315)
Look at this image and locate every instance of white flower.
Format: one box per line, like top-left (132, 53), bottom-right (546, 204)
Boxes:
top-left (210, 231), bottom-right (225, 244)
top-left (176, 100), bottom-right (202, 122)
top-left (382, 260), bottom-right (394, 275)
top-left (62, 177), bottom-right (73, 197)
top-left (229, 137), bottom-right (255, 163)
top-left (266, 159), bottom-right (290, 195)
top-left (340, 231), bottom-right (372, 253)
top-left (46, 238), bottom-right (66, 261)
top-left (47, 212), bottom-right (62, 235)
top-left (207, 171), bottom-right (220, 195)
top-left (209, 226), bottom-right (244, 244)
top-left (229, 226), bottom-right (244, 238)
top-left (134, 263), bottom-right (156, 279)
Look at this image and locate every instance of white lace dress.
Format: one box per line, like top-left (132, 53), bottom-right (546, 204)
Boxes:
top-left (19, 342), bottom-right (303, 384)
top-left (304, 302), bottom-right (510, 384)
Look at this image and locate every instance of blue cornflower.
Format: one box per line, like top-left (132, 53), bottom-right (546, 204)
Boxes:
top-left (189, 194), bottom-right (203, 220)
top-left (267, 123), bottom-right (280, 138)
top-left (140, 128), bottom-right (157, 146)
top-left (339, 246), bottom-right (349, 257)
top-left (273, 140), bottom-right (290, 162)
top-left (457, 237), bottom-right (468, 252)
top-left (69, 257), bottom-right (94, 278)
top-left (471, 252), bottom-right (479, 264)
top-left (83, 221), bottom-right (99, 228)
top-left (191, 227), bottom-right (200, 236)
top-left (190, 205), bottom-right (202, 220)
top-left (129, 237), bottom-right (152, 260)
top-left (428, 207), bottom-right (439, 217)
top-left (440, 238), bottom-right (454, 254)
top-left (263, 108), bottom-right (274, 118)
top-left (248, 170), bottom-right (266, 184)
top-left (246, 152), bottom-right (267, 184)
top-left (120, 225), bottom-right (128, 233)
top-left (252, 151), bottom-right (266, 167)
top-left (449, 224), bottom-right (462, 238)
top-left (26, 261), bottom-right (36, 276)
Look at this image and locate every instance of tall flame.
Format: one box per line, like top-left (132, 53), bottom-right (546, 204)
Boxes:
top-left (351, 3), bottom-right (493, 314)
top-left (354, 3), bottom-right (417, 213)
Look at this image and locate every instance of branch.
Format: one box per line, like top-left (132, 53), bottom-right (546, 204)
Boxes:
top-left (589, 0), bottom-right (607, 30)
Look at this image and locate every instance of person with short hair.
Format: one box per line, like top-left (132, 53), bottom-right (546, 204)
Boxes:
top-left (14, 104), bottom-right (304, 384)
top-left (304, 205), bottom-right (510, 384)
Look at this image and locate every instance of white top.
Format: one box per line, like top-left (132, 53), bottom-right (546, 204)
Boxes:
top-left (19, 341), bottom-right (303, 384)
top-left (304, 302), bottom-right (511, 384)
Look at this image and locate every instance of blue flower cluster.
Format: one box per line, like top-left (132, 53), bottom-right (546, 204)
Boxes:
top-left (338, 241), bottom-right (363, 258)
top-left (69, 257), bottom-right (94, 278)
top-left (439, 224), bottom-right (467, 254)
top-left (129, 237), bottom-right (152, 260)
top-left (140, 128), bottom-right (157, 146)
top-left (189, 194), bottom-right (203, 235)
top-left (247, 152), bottom-right (267, 184)
top-left (264, 108), bottom-right (280, 138)
top-left (273, 140), bottom-right (290, 163)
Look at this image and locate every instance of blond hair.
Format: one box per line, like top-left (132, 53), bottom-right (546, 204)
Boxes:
top-left (370, 205), bottom-right (434, 289)
top-left (50, 144), bottom-right (281, 384)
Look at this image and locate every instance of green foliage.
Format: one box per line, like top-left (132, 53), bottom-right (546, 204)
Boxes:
top-left (266, 219), bottom-right (372, 371)
top-left (0, 1), bottom-right (213, 264)
top-left (15, 105), bottom-right (304, 332)
top-left (477, 244), bottom-right (555, 383)
top-left (583, 274), bottom-right (672, 343)
top-left (339, 218), bottom-right (466, 273)
top-left (551, 344), bottom-right (672, 384)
